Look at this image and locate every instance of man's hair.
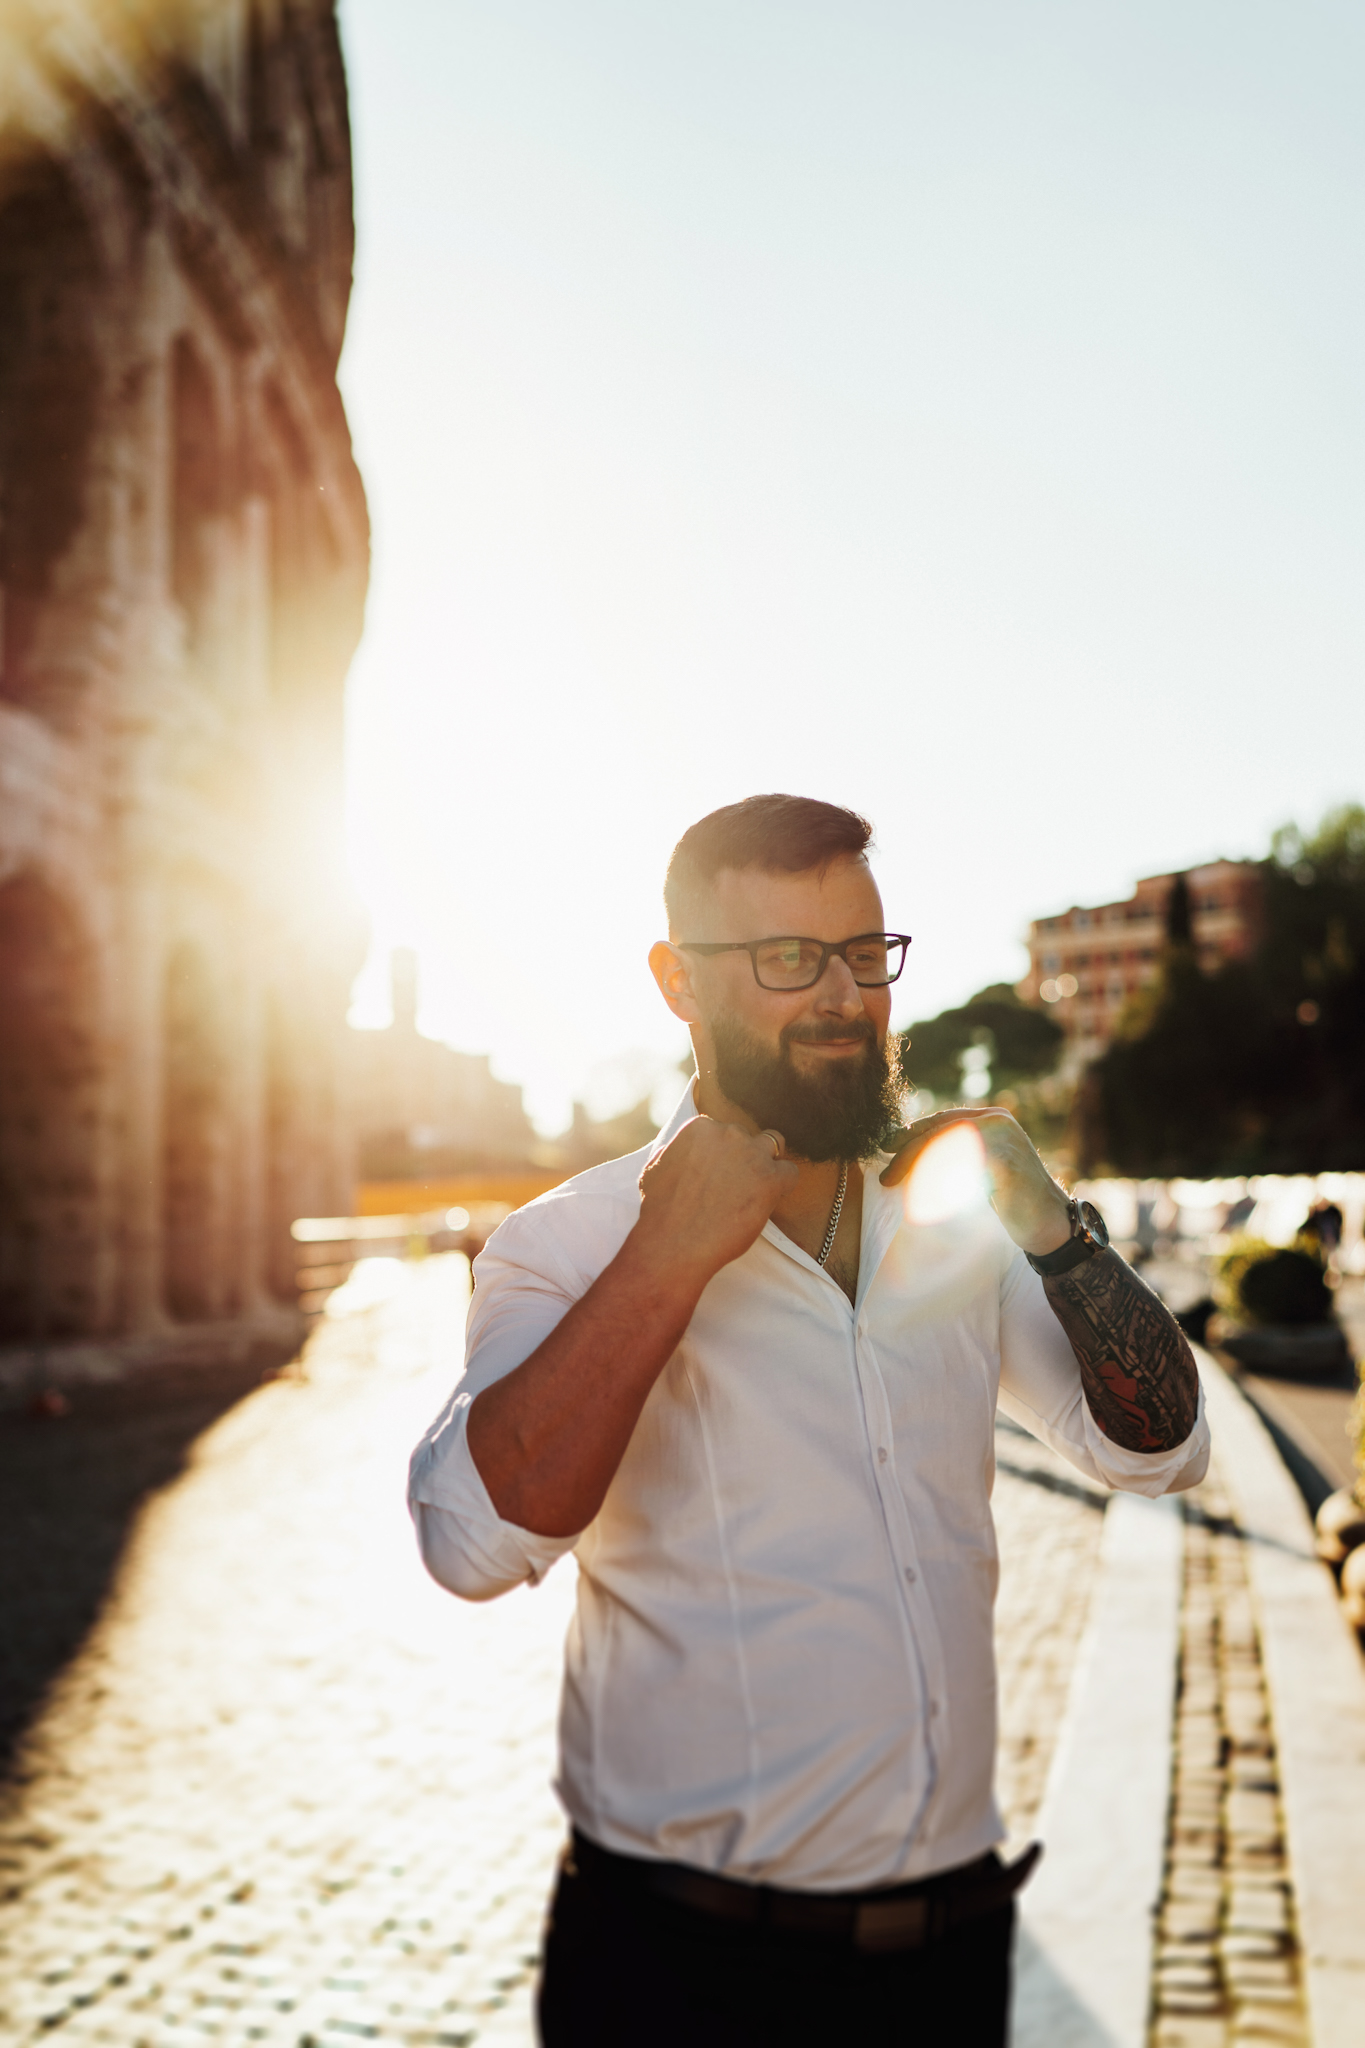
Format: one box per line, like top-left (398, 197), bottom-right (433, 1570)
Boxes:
top-left (664, 794), bottom-right (874, 936)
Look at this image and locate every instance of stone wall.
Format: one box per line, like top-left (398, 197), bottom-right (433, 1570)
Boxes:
top-left (0, 0), bottom-right (369, 1385)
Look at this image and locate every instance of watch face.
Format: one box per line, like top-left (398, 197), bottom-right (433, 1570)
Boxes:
top-left (1078, 1200), bottom-right (1110, 1249)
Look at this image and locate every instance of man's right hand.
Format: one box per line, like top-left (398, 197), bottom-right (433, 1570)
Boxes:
top-left (466, 1116), bottom-right (797, 1538)
top-left (633, 1117), bottom-right (798, 1288)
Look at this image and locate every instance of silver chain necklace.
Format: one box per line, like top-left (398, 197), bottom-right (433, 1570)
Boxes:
top-left (816, 1161), bottom-right (849, 1268)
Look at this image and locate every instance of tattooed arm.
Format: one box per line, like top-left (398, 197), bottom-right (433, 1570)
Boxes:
top-left (1041, 1249), bottom-right (1199, 1452)
top-left (880, 1106), bottom-right (1201, 1454)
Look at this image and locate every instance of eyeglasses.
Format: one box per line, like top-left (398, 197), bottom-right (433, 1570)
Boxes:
top-left (679, 932), bottom-right (912, 992)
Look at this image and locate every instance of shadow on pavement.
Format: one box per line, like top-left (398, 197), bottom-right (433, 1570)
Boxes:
top-left (994, 1457), bottom-right (1107, 1514)
top-left (1237, 1354), bottom-right (1358, 1393)
top-left (1225, 1380), bottom-right (1337, 1517)
top-left (0, 1356), bottom-right (283, 1775)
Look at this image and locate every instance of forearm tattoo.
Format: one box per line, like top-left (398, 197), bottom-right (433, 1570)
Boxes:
top-left (1043, 1249), bottom-right (1199, 1454)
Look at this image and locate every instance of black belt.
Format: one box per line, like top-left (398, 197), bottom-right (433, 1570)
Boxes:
top-left (567, 1829), bottom-right (1042, 1955)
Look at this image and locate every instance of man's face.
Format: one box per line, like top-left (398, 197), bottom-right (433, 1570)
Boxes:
top-left (662, 856), bottom-right (903, 1161)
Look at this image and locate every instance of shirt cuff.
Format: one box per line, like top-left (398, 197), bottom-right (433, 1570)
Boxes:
top-left (1078, 1377), bottom-right (1211, 1496)
top-left (408, 1391), bottom-right (581, 1600)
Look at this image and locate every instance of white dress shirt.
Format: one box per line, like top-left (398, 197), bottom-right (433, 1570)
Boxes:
top-left (409, 1087), bottom-right (1209, 1893)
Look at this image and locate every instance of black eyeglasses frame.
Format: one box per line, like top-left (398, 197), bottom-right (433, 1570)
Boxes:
top-left (678, 931), bottom-right (912, 992)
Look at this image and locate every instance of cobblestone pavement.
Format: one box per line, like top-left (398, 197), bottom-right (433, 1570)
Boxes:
top-left (1151, 1455), bottom-right (1309, 2048)
top-left (991, 1416), bottom-right (1108, 1846)
top-left (1, 1256), bottom-right (1106, 2047)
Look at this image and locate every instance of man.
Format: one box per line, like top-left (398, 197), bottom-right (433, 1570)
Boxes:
top-left (409, 795), bottom-right (1207, 2047)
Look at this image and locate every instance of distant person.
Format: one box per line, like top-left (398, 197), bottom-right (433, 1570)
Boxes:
top-left (1133, 1195), bottom-right (1159, 1266)
top-left (409, 795), bottom-right (1208, 2047)
top-left (1301, 1199), bottom-right (1343, 1258)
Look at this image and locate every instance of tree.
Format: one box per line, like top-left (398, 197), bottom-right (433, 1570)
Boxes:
top-left (899, 984), bottom-right (1064, 1100)
top-left (1079, 805), bottom-right (1365, 1175)
top-left (1165, 870), bottom-right (1193, 946)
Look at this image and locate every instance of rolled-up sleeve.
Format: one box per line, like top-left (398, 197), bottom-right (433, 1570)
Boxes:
top-left (407, 1205), bottom-right (596, 1601)
top-left (996, 1245), bottom-right (1211, 1497)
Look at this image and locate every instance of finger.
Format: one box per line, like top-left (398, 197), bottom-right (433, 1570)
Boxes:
top-left (879, 1142), bottom-right (924, 1187)
top-left (879, 1107), bottom-right (997, 1186)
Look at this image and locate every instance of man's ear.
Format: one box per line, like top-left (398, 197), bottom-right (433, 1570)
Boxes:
top-left (649, 940), bottom-right (702, 1023)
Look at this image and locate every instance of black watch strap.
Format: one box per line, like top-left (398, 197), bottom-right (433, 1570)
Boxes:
top-left (1026, 1197), bottom-right (1109, 1278)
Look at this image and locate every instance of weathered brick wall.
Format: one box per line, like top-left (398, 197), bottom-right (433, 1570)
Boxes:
top-left (0, 0), bottom-right (369, 1375)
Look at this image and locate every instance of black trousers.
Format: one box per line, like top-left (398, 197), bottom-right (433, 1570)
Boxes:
top-left (537, 1848), bottom-right (1015, 2048)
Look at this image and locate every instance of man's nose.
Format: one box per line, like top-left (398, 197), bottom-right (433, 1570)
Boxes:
top-left (814, 956), bottom-right (866, 1014)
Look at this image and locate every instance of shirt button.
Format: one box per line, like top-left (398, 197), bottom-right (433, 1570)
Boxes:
top-left (877, 1447), bottom-right (888, 1464)
top-left (904, 1566), bottom-right (917, 1584)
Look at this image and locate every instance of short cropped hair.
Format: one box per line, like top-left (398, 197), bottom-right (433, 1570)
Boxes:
top-left (664, 794), bottom-right (874, 935)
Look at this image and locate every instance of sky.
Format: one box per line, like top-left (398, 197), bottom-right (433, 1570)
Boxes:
top-left (336, 0), bottom-right (1365, 1132)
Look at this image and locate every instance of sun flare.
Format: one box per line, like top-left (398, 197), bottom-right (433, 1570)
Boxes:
top-left (903, 1123), bottom-right (991, 1226)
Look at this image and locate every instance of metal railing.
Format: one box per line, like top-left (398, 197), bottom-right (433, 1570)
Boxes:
top-left (290, 1204), bottom-right (511, 1317)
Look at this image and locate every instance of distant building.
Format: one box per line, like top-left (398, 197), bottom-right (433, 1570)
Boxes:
top-left (349, 953), bottom-right (538, 1179)
top-left (558, 1095), bottom-right (661, 1174)
top-left (1019, 862), bottom-right (1263, 1060)
top-left (0, 1), bottom-right (367, 1377)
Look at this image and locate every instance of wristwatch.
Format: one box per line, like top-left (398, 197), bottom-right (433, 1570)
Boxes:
top-left (1026, 1195), bottom-right (1110, 1277)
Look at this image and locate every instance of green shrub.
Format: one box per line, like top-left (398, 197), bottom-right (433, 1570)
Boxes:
top-left (1215, 1235), bottom-right (1334, 1327)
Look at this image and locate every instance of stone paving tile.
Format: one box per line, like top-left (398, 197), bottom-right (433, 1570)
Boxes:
top-left (2, 1257), bottom-right (1107, 2045)
top-left (1148, 1458), bottom-right (1310, 2048)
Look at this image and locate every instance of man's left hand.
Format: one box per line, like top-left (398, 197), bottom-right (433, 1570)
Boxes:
top-left (879, 1108), bottom-right (1072, 1258)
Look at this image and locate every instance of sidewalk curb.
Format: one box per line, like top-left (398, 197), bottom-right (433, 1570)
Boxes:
top-left (1196, 1348), bottom-right (1365, 2048)
top-left (1011, 1488), bottom-right (1184, 2048)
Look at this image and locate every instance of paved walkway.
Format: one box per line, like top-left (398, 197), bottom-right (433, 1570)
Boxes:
top-left (992, 1416), bottom-right (1108, 1848)
top-left (1142, 1253), bottom-right (1361, 1502)
top-left (1150, 1450), bottom-right (1308, 2048)
top-left (0, 1255), bottom-right (1107, 2047)
top-left (0, 1261), bottom-right (571, 2047)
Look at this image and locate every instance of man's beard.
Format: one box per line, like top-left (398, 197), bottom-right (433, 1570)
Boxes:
top-left (710, 1011), bottom-right (904, 1163)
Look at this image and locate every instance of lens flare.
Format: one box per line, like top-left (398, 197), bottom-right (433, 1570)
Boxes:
top-left (903, 1122), bottom-right (991, 1225)
top-left (879, 1122), bottom-right (999, 1319)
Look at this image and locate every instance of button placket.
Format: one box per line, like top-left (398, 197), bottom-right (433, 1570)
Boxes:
top-left (848, 1329), bottom-right (935, 1834)
top-left (856, 1337), bottom-right (925, 1595)
top-left (854, 1327), bottom-right (951, 1746)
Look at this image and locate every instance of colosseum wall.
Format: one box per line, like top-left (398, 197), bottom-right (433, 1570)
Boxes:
top-left (0, 0), bottom-right (370, 1389)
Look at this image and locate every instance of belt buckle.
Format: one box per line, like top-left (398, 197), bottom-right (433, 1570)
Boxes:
top-left (853, 1892), bottom-right (930, 1954)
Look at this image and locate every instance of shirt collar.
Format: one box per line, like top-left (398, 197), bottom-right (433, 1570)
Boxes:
top-left (647, 1079), bottom-right (701, 1162)
top-left (648, 1081), bottom-right (902, 1310)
